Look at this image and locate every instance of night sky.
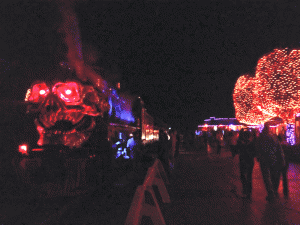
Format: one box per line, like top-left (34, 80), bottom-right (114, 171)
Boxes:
top-left (1, 1), bottom-right (300, 131)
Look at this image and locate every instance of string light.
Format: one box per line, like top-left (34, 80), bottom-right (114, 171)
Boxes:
top-left (286, 124), bottom-right (295, 145)
top-left (233, 48), bottom-right (300, 125)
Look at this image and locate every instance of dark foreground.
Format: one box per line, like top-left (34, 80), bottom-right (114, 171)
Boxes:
top-left (55, 147), bottom-right (300, 225)
top-left (1, 147), bottom-right (300, 224)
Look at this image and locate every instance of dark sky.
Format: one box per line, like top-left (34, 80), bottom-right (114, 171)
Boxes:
top-left (1, 0), bottom-right (300, 131)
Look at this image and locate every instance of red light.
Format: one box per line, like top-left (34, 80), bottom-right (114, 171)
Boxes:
top-left (19, 144), bottom-right (28, 155)
top-left (65, 89), bottom-right (72, 95)
top-left (234, 48), bottom-right (300, 125)
top-left (39, 90), bottom-right (46, 95)
top-left (32, 148), bottom-right (43, 152)
top-left (28, 83), bottom-right (50, 102)
top-left (53, 82), bottom-right (80, 103)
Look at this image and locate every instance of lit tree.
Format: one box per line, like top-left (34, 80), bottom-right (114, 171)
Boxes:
top-left (233, 75), bottom-right (264, 125)
top-left (233, 48), bottom-right (300, 125)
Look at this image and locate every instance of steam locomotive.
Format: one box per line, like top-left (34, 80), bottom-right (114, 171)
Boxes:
top-left (12, 63), bottom-right (168, 196)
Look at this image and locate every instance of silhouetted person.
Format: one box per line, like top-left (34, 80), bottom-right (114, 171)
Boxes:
top-left (272, 139), bottom-right (288, 198)
top-left (202, 131), bottom-right (208, 150)
top-left (174, 132), bottom-right (180, 158)
top-left (216, 130), bottom-right (222, 156)
top-left (170, 130), bottom-right (177, 160)
top-left (228, 131), bottom-right (238, 158)
top-left (275, 130), bottom-right (289, 197)
top-left (158, 129), bottom-right (170, 175)
top-left (216, 141), bottom-right (221, 155)
top-left (236, 129), bottom-right (245, 156)
top-left (238, 130), bottom-right (255, 199)
top-left (256, 123), bottom-right (287, 201)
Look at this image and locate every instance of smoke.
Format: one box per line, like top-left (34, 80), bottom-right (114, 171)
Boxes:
top-left (83, 43), bottom-right (101, 65)
top-left (57, 0), bottom-right (85, 81)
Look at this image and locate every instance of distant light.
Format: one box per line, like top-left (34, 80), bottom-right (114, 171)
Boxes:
top-left (169, 127), bottom-right (171, 130)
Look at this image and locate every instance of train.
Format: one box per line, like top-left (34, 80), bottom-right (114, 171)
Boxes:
top-left (12, 63), bottom-right (169, 196)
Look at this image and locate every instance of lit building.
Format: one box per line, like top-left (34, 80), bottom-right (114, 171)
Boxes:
top-left (197, 117), bottom-right (245, 134)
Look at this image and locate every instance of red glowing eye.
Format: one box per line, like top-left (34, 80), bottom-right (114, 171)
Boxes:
top-left (28, 83), bottom-right (50, 102)
top-left (53, 82), bottom-right (80, 103)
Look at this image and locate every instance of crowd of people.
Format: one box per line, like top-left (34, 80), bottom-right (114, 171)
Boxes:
top-left (233, 123), bottom-right (288, 201)
top-left (198, 123), bottom-right (289, 201)
top-left (111, 123), bottom-right (289, 202)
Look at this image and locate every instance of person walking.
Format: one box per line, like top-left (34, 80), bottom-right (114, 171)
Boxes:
top-left (216, 138), bottom-right (222, 156)
top-left (202, 131), bottom-right (208, 154)
top-left (170, 130), bottom-right (177, 159)
top-left (157, 129), bottom-right (170, 174)
top-left (276, 131), bottom-right (289, 198)
top-left (216, 130), bottom-right (222, 156)
top-left (271, 137), bottom-right (288, 198)
top-left (238, 130), bottom-right (256, 199)
top-left (174, 132), bottom-right (180, 158)
top-left (228, 131), bottom-right (239, 158)
top-left (256, 123), bottom-right (287, 201)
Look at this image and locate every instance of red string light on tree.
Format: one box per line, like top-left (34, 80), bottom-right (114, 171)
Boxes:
top-left (233, 75), bottom-right (264, 125)
top-left (233, 48), bottom-right (300, 125)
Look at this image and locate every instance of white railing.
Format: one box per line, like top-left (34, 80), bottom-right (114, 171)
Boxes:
top-left (125, 159), bottom-right (171, 225)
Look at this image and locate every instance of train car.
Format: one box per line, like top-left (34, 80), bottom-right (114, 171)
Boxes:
top-left (12, 63), bottom-right (165, 196)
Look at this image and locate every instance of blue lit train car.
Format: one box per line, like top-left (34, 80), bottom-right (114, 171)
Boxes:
top-left (106, 86), bottom-right (162, 162)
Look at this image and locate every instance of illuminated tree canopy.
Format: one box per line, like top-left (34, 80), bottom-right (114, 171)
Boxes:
top-left (233, 48), bottom-right (300, 125)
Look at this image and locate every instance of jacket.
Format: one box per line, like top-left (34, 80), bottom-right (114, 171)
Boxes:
top-left (256, 132), bottom-right (286, 170)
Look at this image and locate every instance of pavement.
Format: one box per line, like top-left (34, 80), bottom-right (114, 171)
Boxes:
top-left (162, 147), bottom-right (300, 225)
top-left (49, 146), bottom-right (300, 225)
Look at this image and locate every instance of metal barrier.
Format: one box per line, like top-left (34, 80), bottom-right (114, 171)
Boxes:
top-left (125, 159), bottom-right (170, 225)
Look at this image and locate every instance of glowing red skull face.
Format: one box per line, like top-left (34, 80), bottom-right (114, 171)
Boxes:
top-left (25, 81), bottom-right (109, 148)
